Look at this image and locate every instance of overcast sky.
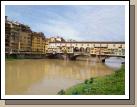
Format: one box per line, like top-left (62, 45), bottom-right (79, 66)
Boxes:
top-left (5, 5), bottom-right (125, 41)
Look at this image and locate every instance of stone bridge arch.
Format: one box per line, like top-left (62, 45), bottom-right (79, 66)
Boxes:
top-left (85, 47), bottom-right (90, 53)
top-left (70, 53), bottom-right (91, 60)
top-left (80, 47), bottom-right (84, 52)
top-left (97, 55), bottom-right (125, 63)
top-left (74, 47), bottom-right (79, 52)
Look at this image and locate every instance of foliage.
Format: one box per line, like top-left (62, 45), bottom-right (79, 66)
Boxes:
top-left (72, 90), bottom-right (78, 95)
top-left (84, 79), bottom-right (89, 84)
top-left (89, 78), bottom-right (94, 84)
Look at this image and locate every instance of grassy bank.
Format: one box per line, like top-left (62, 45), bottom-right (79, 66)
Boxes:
top-left (5, 55), bottom-right (18, 61)
top-left (58, 65), bottom-right (125, 95)
top-left (5, 56), bottom-right (28, 61)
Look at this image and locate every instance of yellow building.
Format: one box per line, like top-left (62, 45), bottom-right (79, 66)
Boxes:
top-left (48, 37), bottom-right (56, 42)
top-left (44, 40), bottom-right (49, 53)
top-left (31, 32), bottom-right (46, 54)
top-left (19, 24), bottom-right (32, 52)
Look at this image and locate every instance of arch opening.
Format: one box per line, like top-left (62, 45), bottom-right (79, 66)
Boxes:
top-left (85, 47), bottom-right (90, 53)
top-left (74, 47), bottom-right (79, 52)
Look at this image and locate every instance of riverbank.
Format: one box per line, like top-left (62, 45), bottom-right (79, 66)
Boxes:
top-left (5, 56), bottom-right (29, 61)
top-left (58, 65), bottom-right (125, 95)
top-left (5, 55), bottom-right (18, 61)
top-left (5, 54), bottom-right (48, 60)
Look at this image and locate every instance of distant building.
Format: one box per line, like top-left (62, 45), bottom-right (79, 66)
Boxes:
top-left (67, 39), bottom-right (76, 42)
top-left (48, 36), bottom-right (65, 42)
top-left (56, 36), bottom-right (62, 42)
top-left (56, 36), bottom-right (65, 42)
top-left (47, 37), bottom-right (55, 42)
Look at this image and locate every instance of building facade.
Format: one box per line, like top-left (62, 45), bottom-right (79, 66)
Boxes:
top-left (5, 17), bottom-right (11, 53)
top-left (5, 16), bottom-right (47, 54)
top-left (31, 32), bottom-right (46, 53)
top-left (19, 24), bottom-right (32, 52)
top-left (5, 17), bottom-right (20, 54)
top-left (47, 42), bottom-right (125, 56)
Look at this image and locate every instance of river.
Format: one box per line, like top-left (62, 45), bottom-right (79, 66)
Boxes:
top-left (5, 57), bottom-right (124, 95)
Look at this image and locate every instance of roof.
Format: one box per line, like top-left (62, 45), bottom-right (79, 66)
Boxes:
top-left (49, 41), bottom-right (125, 44)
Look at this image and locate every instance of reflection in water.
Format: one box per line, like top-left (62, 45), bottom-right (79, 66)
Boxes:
top-left (105, 57), bottom-right (125, 69)
top-left (5, 58), bottom-right (123, 95)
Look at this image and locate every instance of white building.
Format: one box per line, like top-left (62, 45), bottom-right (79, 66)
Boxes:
top-left (47, 41), bottom-right (125, 56)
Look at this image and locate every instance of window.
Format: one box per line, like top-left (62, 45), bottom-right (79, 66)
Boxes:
top-left (119, 44), bottom-right (122, 48)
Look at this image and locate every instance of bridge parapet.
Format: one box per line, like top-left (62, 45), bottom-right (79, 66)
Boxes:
top-left (97, 54), bottom-right (125, 58)
top-left (74, 52), bottom-right (90, 56)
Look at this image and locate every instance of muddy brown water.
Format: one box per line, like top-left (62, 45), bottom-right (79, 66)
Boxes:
top-left (5, 58), bottom-right (124, 95)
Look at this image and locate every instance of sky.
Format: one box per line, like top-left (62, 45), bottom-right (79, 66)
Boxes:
top-left (5, 5), bottom-right (125, 41)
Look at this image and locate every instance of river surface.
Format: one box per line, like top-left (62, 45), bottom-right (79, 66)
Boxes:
top-left (5, 57), bottom-right (124, 95)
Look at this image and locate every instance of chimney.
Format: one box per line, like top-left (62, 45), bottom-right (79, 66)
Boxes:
top-left (5, 16), bottom-right (8, 21)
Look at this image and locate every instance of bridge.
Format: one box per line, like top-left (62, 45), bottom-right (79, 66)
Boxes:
top-left (46, 41), bottom-right (125, 62)
top-left (70, 52), bottom-right (91, 60)
top-left (45, 51), bottom-right (125, 63)
top-left (5, 49), bottom-right (125, 63)
top-left (6, 41), bottom-right (125, 62)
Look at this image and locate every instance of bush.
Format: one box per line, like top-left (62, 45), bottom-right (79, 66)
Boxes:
top-left (114, 70), bottom-right (119, 76)
top-left (72, 90), bottom-right (78, 95)
top-left (84, 79), bottom-right (89, 84)
top-left (84, 87), bottom-right (92, 94)
top-left (89, 78), bottom-right (94, 84)
top-left (57, 89), bottom-right (65, 95)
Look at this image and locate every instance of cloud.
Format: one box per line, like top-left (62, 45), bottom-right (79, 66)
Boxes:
top-left (34, 22), bottom-right (80, 40)
top-left (5, 5), bottom-right (125, 41)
